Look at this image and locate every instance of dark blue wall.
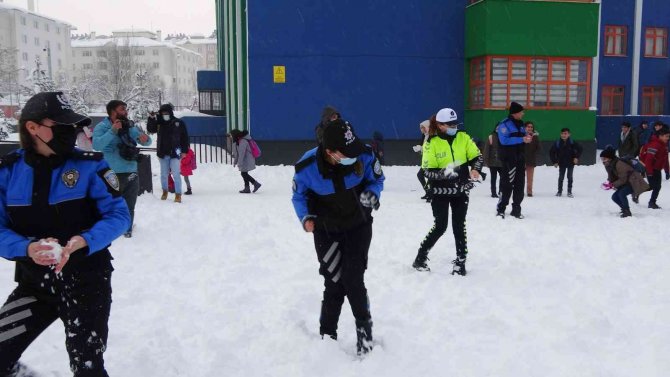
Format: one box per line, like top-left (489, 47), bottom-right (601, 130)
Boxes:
top-left (181, 116), bottom-right (227, 136)
top-left (595, 115), bottom-right (670, 149)
top-left (247, 0), bottom-right (465, 141)
top-left (197, 71), bottom-right (226, 91)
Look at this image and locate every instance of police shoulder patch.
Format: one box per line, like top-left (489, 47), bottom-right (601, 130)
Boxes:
top-left (98, 168), bottom-right (120, 193)
top-left (62, 169), bottom-right (80, 188)
top-left (373, 158), bottom-right (383, 177)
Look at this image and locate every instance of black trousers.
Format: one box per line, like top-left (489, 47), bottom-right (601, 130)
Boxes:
top-left (417, 168), bottom-right (427, 193)
top-left (648, 170), bottom-right (662, 204)
top-left (117, 172), bottom-right (139, 231)
top-left (497, 160), bottom-right (525, 214)
top-left (558, 165), bottom-right (574, 193)
top-left (313, 221), bottom-right (372, 337)
top-left (489, 167), bottom-right (501, 195)
top-left (241, 172), bottom-right (258, 187)
top-left (0, 270), bottom-right (112, 377)
top-left (418, 194), bottom-right (469, 259)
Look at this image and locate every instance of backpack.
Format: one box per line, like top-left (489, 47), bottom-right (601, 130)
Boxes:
top-left (620, 157), bottom-right (647, 178)
top-left (247, 138), bottom-right (261, 158)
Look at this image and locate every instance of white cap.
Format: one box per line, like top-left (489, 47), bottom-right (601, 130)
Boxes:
top-left (436, 108), bottom-right (458, 123)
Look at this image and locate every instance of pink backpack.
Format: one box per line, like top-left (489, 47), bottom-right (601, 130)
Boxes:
top-left (247, 138), bottom-right (261, 159)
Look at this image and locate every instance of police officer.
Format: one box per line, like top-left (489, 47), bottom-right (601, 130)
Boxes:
top-left (291, 119), bottom-right (384, 355)
top-left (496, 101), bottom-right (532, 219)
top-left (0, 92), bottom-right (130, 377)
top-left (93, 100), bottom-right (152, 238)
top-left (412, 108), bottom-right (483, 275)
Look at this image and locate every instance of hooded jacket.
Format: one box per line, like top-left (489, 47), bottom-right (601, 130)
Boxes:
top-left (147, 104), bottom-right (190, 159)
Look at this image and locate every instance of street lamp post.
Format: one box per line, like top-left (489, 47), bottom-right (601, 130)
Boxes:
top-left (42, 46), bottom-right (52, 79)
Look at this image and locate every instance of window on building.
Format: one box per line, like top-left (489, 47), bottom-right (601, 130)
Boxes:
top-left (82, 51), bottom-right (92, 57)
top-left (98, 62), bottom-right (108, 70)
top-left (97, 50), bottom-right (107, 58)
top-left (469, 56), bottom-right (591, 109)
top-left (645, 27), bottom-right (668, 57)
top-left (58, 43), bottom-right (61, 51)
top-left (58, 59), bottom-right (62, 68)
top-left (153, 62), bottom-right (160, 69)
top-left (20, 17), bottom-right (26, 26)
top-left (101, 75), bottom-right (109, 82)
top-left (153, 49), bottom-right (159, 56)
top-left (641, 87), bottom-right (664, 115)
top-left (134, 50), bottom-right (145, 56)
top-left (601, 86), bottom-right (624, 115)
top-left (56, 27), bottom-right (60, 34)
top-left (83, 63), bottom-right (93, 70)
top-left (33, 20), bottom-right (38, 29)
top-left (22, 35), bottom-right (27, 44)
top-left (34, 37), bottom-right (39, 46)
top-left (22, 52), bottom-right (28, 61)
top-left (199, 91), bottom-right (225, 115)
top-left (604, 26), bottom-right (627, 56)
top-left (44, 24), bottom-right (49, 32)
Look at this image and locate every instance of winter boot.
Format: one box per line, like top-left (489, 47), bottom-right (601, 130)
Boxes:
top-left (161, 190), bottom-right (168, 200)
top-left (620, 208), bottom-right (632, 218)
top-left (355, 320), bottom-right (373, 356)
top-left (632, 194), bottom-right (639, 204)
top-left (239, 186), bottom-right (251, 194)
top-left (252, 182), bottom-right (262, 193)
top-left (452, 257), bottom-right (467, 276)
top-left (412, 252), bottom-right (430, 271)
top-left (555, 191), bottom-right (562, 197)
top-left (185, 188), bottom-right (192, 195)
top-left (496, 210), bottom-right (505, 219)
top-left (567, 192), bottom-right (574, 198)
top-left (174, 194), bottom-right (182, 203)
top-left (648, 202), bottom-right (661, 209)
top-left (510, 211), bottom-right (524, 219)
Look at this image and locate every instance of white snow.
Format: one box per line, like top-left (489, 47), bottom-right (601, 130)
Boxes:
top-left (1, 159), bottom-right (668, 376)
top-left (37, 240), bottom-right (63, 264)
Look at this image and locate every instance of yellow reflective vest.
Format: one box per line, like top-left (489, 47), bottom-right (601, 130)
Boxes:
top-left (422, 132), bottom-right (481, 169)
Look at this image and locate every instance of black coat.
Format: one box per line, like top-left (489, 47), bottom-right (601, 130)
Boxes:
top-left (549, 138), bottom-right (583, 166)
top-left (147, 116), bottom-right (190, 159)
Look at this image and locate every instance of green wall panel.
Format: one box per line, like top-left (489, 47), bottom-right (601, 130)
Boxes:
top-left (466, 0), bottom-right (599, 58)
top-left (464, 109), bottom-right (596, 141)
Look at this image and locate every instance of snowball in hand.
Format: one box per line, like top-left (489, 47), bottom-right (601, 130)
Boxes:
top-left (38, 240), bottom-right (63, 264)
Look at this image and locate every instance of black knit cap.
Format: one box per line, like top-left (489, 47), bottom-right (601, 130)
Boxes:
top-left (600, 148), bottom-right (616, 159)
top-left (509, 102), bottom-right (524, 115)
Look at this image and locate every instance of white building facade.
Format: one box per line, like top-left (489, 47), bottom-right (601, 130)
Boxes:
top-left (71, 30), bottom-right (203, 109)
top-left (0, 1), bottom-right (74, 91)
top-left (171, 34), bottom-right (218, 71)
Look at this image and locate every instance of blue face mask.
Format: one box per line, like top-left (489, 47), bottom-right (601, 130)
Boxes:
top-left (330, 152), bottom-right (357, 165)
top-left (446, 128), bottom-right (458, 136)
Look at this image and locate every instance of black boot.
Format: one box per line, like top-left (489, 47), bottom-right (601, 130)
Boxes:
top-left (620, 208), bottom-right (632, 218)
top-left (452, 257), bottom-right (467, 276)
top-left (185, 188), bottom-right (192, 195)
top-left (252, 181), bottom-right (262, 193)
top-left (355, 320), bottom-right (373, 356)
top-left (412, 252), bottom-right (430, 271)
top-left (239, 186), bottom-right (251, 194)
top-left (648, 202), bottom-right (661, 209)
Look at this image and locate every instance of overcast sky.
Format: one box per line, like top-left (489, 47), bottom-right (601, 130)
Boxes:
top-left (4, 0), bottom-right (216, 37)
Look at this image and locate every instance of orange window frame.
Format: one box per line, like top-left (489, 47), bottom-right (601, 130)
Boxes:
top-left (604, 25), bottom-right (627, 56)
top-left (468, 56), bottom-right (591, 110)
top-left (601, 86), bottom-right (624, 115)
top-left (644, 27), bottom-right (668, 58)
top-left (641, 87), bottom-right (665, 115)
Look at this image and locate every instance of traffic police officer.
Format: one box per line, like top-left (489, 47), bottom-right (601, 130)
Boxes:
top-left (291, 119), bottom-right (384, 355)
top-left (412, 108), bottom-right (483, 275)
top-left (0, 92), bottom-right (130, 377)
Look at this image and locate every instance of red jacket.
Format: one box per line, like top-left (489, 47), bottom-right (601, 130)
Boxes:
top-left (641, 138), bottom-right (669, 175)
top-left (180, 149), bottom-right (196, 176)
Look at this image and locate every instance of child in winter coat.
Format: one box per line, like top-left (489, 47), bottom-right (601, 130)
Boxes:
top-left (230, 129), bottom-right (261, 193)
top-left (181, 148), bottom-right (196, 195)
top-left (524, 121), bottom-right (541, 197)
top-left (640, 128), bottom-right (670, 209)
top-left (549, 128), bottom-right (582, 197)
top-left (482, 124), bottom-right (503, 198)
top-left (601, 148), bottom-right (650, 218)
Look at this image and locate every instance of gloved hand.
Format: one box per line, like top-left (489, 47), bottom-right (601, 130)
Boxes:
top-left (666, 172), bottom-right (670, 180)
top-left (412, 145), bottom-right (422, 153)
top-left (601, 182), bottom-right (614, 190)
top-left (359, 191), bottom-right (380, 210)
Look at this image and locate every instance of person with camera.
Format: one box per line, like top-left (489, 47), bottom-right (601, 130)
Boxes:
top-left (147, 104), bottom-right (190, 203)
top-left (93, 100), bottom-right (151, 238)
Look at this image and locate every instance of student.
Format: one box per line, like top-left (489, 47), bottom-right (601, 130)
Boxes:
top-left (524, 121), bottom-right (541, 197)
top-left (600, 148), bottom-right (649, 217)
top-left (549, 128), bottom-right (582, 197)
top-left (640, 128), bottom-right (670, 209)
top-left (292, 119), bottom-right (384, 355)
top-left (483, 124), bottom-right (503, 198)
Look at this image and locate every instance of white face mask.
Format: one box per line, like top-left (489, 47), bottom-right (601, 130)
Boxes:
top-left (162, 114), bottom-right (171, 121)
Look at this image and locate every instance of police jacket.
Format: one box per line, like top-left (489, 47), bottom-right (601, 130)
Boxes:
top-left (421, 131), bottom-right (483, 196)
top-left (147, 115), bottom-right (190, 159)
top-left (497, 117), bottom-right (527, 164)
top-left (0, 149), bottom-right (130, 287)
top-left (292, 147), bottom-right (384, 233)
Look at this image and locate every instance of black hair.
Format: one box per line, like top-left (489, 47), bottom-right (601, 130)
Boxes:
top-left (561, 127), bottom-right (570, 133)
top-left (106, 100), bottom-right (127, 116)
top-left (621, 121), bottom-right (631, 128)
top-left (18, 119), bottom-right (35, 150)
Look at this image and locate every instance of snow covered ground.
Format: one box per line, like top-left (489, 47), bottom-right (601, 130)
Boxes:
top-left (1, 158), bottom-right (668, 377)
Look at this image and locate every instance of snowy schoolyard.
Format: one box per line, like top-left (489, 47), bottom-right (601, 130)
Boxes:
top-left (1, 158), bottom-right (668, 377)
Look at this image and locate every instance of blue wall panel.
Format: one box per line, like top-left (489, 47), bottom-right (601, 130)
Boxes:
top-left (246, 0), bottom-right (465, 141)
top-left (596, 115), bottom-right (670, 149)
top-left (197, 71), bottom-right (226, 91)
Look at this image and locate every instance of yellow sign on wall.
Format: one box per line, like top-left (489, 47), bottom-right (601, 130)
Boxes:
top-left (273, 66), bottom-right (286, 83)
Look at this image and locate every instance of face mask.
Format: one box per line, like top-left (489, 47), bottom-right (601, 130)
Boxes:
top-left (446, 128), bottom-right (458, 136)
top-left (39, 123), bottom-right (77, 155)
top-left (329, 152), bottom-right (357, 166)
top-left (162, 114), bottom-right (171, 122)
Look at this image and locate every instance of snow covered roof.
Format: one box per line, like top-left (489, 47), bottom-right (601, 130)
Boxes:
top-left (175, 38), bottom-right (217, 46)
top-left (71, 36), bottom-right (201, 56)
top-left (0, 2), bottom-right (74, 28)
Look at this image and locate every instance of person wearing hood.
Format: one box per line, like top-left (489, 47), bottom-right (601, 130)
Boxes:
top-left (412, 108), bottom-right (483, 276)
top-left (496, 102), bottom-right (533, 219)
top-left (0, 92), bottom-right (130, 376)
top-left (292, 119), bottom-right (384, 355)
top-left (229, 129), bottom-right (261, 193)
top-left (315, 106), bottom-right (340, 144)
top-left (147, 103), bottom-right (190, 203)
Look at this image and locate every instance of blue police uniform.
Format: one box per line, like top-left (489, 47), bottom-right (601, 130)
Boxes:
top-left (291, 146), bottom-right (384, 350)
top-left (496, 116), bottom-right (527, 217)
top-left (0, 148), bottom-right (130, 377)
